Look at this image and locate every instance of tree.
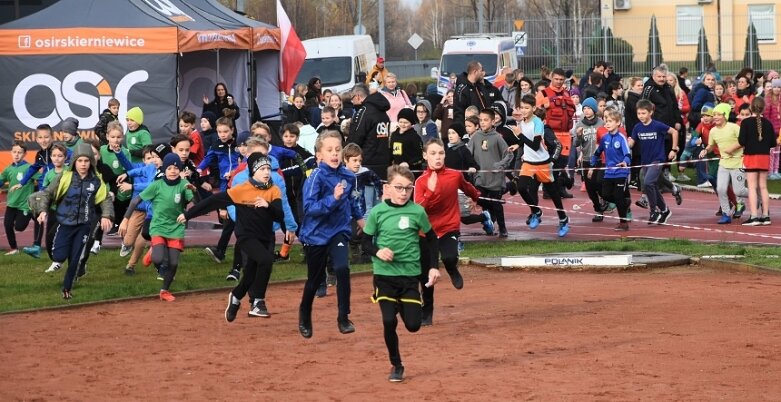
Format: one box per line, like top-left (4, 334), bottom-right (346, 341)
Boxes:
top-left (694, 26), bottom-right (713, 74)
top-left (743, 21), bottom-right (762, 70)
top-left (588, 27), bottom-right (633, 74)
top-left (644, 15), bottom-right (663, 72)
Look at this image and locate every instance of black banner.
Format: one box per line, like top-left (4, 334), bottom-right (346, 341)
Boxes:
top-left (0, 54), bottom-right (177, 148)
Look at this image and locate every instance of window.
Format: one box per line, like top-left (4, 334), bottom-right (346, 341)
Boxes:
top-left (749, 4), bottom-right (776, 42)
top-left (676, 6), bottom-right (703, 45)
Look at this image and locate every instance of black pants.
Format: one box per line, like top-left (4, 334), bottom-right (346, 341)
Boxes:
top-left (300, 233), bottom-right (351, 319)
top-left (232, 238), bottom-right (274, 301)
top-left (583, 161), bottom-right (604, 212)
top-left (216, 218), bottom-right (235, 255)
top-left (476, 187), bottom-right (505, 233)
top-left (418, 231), bottom-right (458, 320)
top-left (602, 178), bottom-right (631, 222)
top-left (517, 174), bottom-right (567, 220)
top-left (375, 275), bottom-right (422, 367)
top-left (52, 223), bottom-right (91, 291)
top-left (4, 207), bottom-right (32, 250)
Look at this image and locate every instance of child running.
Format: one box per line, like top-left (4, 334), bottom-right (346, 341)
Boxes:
top-left (1, 141), bottom-right (38, 255)
top-left (630, 100), bottom-right (679, 224)
top-left (513, 94), bottom-right (571, 237)
top-left (28, 143), bottom-right (113, 299)
top-left (182, 153), bottom-right (285, 320)
top-left (298, 131), bottom-right (365, 338)
top-left (415, 138), bottom-right (482, 325)
top-left (363, 164), bottom-right (441, 382)
top-left (139, 153), bottom-right (194, 301)
top-left (589, 109), bottom-right (632, 231)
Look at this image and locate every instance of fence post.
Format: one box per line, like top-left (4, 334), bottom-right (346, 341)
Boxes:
top-left (555, 19), bottom-right (561, 67)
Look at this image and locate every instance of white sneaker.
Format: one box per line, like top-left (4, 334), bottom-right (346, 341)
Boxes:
top-left (697, 181), bottom-right (712, 188)
top-left (90, 241), bottom-right (101, 255)
top-left (676, 173), bottom-right (691, 182)
top-left (45, 261), bottom-right (63, 273)
top-left (119, 244), bottom-right (133, 258)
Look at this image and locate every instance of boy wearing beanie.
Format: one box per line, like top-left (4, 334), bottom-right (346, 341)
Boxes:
top-left (139, 152), bottom-right (194, 301)
top-left (389, 108), bottom-right (424, 172)
top-left (125, 107), bottom-right (152, 163)
top-left (60, 117), bottom-right (82, 151)
top-left (572, 97), bottom-right (606, 221)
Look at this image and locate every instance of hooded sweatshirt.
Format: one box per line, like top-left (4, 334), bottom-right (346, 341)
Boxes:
top-left (413, 100), bottom-right (439, 142)
top-left (347, 92), bottom-right (392, 178)
top-left (572, 114), bottom-right (605, 162)
top-left (298, 161), bottom-right (363, 245)
top-left (466, 128), bottom-right (513, 191)
top-left (30, 142), bottom-right (113, 226)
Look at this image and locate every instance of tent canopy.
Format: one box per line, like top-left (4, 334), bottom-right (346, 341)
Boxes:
top-left (0, 0), bottom-right (280, 55)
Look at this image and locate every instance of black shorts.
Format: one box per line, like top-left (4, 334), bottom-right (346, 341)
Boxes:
top-left (371, 275), bottom-right (421, 305)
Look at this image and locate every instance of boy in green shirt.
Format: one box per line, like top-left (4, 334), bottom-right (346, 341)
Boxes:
top-left (1, 141), bottom-right (39, 255)
top-left (125, 106), bottom-right (152, 163)
top-left (99, 120), bottom-right (132, 238)
top-left (362, 165), bottom-right (441, 383)
top-left (139, 153), bottom-right (194, 302)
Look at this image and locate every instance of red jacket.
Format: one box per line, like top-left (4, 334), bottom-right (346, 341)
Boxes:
top-left (414, 167), bottom-right (481, 237)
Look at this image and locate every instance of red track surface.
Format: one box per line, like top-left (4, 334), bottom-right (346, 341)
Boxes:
top-left (2, 187), bottom-right (780, 250)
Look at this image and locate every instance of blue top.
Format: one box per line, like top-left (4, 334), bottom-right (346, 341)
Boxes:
top-left (631, 119), bottom-right (671, 165)
top-left (299, 161), bottom-right (363, 245)
top-left (197, 139), bottom-right (239, 188)
top-left (116, 150), bottom-right (159, 215)
top-left (227, 155), bottom-right (298, 233)
top-left (20, 146), bottom-right (72, 191)
top-left (592, 131), bottom-right (632, 179)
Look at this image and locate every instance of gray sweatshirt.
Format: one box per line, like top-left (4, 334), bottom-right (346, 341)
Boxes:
top-left (572, 116), bottom-right (604, 164)
top-left (466, 128), bottom-right (513, 191)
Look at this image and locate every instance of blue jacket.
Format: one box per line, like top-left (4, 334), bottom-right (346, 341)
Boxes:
top-left (690, 83), bottom-right (716, 113)
top-left (355, 167), bottom-right (382, 218)
top-left (299, 162), bottom-right (363, 245)
top-left (198, 139), bottom-right (239, 189)
top-left (116, 151), bottom-right (159, 214)
top-left (591, 131), bottom-right (631, 179)
top-left (20, 146), bottom-right (72, 191)
top-left (227, 155), bottom-right (298, 233)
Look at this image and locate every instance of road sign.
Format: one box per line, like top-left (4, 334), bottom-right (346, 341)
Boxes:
top-left (514, 19), bottom-right (525, 30)
top-left (353, 24), bottom-right (366, 35)
top-left (512, 31), bottom-right (527, 47)
top-left (407, 33), bottom-right (423, 50)
top-left (515, 46), bottom-right (524, 56)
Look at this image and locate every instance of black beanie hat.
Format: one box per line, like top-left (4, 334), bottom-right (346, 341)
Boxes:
top-left (397, 108), bottom-right (416, 124)
top-left (201, 111), bottom-right (218, 129)
top-left (162, 153), bottom-right (183, 171)
top-left (449, 122), bottom-right (467, 138)
top-left (247, 153), bottom-right (271, 176)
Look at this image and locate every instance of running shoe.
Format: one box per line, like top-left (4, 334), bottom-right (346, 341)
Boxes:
top-left (481, 210), bottom-right (494, 235)
top-left (248, 299), bottom-right (270, 318)
top-left (558, 217), bottom-right (570, 237)
top-left (159, 290), bottom-right (176, 302)
top-left (22, 245), bottom-right (41, 259)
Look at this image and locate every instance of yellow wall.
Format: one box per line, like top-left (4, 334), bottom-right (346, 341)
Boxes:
top-left (610, 0), bottom-right (779, 63)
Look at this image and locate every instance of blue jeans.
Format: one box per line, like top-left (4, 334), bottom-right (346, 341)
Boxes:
top-left (363, 185), bottom-right (379, 219)
top-left (643, 164), bottom-right (667, 212)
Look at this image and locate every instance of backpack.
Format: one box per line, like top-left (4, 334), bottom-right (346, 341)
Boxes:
top-left (542, 88), bottom-right (575, 132)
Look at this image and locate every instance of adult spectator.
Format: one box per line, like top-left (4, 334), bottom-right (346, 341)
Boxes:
top-left (365, 57), bottom-right (389, 86)
top-left (641, 64), bottom-right (682, 132)
top-left (582, 72), bottom-right (604, 100)
top-left (689, 72), bottom-right (717, 128)
top-left (380, 73), bottom-right (412, 123)
top-left (347, 84), bottom-right (391, 180)
top-left (202, 82), bottom-right (240, 124)
top-left (453, 60), bottom-right (501, 123)
top-left (433, 89), bottom-right (455, 140)
top-left (500, 72), bottom-right (518, 111)
top-left (579, 61), bottom-right (607, 94)
top-left (603, 62), bottom-right (622, 88)
top-left (677, 67), bottom-right (691, 95)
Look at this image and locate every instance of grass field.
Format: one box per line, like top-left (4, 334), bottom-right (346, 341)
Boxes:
top-left (2, 239), bottom-right (779, 313)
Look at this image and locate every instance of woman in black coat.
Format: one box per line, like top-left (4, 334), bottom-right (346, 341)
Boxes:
top-left (202, 82), bottom-right (240, 122)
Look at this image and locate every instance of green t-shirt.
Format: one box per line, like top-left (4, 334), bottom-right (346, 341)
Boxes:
top-left (126, 127), bottom-right (152, 163)
top-left (363, 200), bottom-right (432, 277)
top-left (43, 168), bottom-right (64, 189)
top-left (139, 179), bottom-right (193, 239)
top-left (1, 162), bottom-right (39, 211)
top-left (100, 145), bottom-right (132, 201)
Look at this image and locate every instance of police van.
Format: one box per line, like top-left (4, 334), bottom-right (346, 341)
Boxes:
top-left (296, 35), bottom-right (376, 94)
top-left (435, 35), bottom-right (517, 95)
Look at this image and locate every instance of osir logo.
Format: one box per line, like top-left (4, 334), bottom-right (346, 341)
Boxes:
top-left (13, 70), bottom-right (148, 130)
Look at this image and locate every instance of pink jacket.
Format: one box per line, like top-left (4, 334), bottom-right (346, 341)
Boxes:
top-left (766, 97), bottom-right (781, 134)
top-left (381, 88), bottom-right (411, 122)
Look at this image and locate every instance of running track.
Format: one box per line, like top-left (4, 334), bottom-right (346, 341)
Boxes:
top-left (2, 186), bottom-right (780, 249)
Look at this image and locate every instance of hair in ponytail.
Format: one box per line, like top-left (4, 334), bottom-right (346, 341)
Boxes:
top-left (750, 97), bottom-right (766, 141)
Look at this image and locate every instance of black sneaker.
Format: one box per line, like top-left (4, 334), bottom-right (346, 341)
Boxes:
top-left (506, 178), bottom-right (518, 196)
top-left (226, 268), bottom-right (240, 281)
top-left (592, 214), bottom-right (604, 223)
top-left (124, 266), bottom-right (136, 276)
top-left (657, 208), bottom-right (672, 224)
top-left (761, 216), bottom-right (772, 226)
top-left (299, 308), bottom-right (313, 338)
top-left (338, 317), bottom-right (355, 334)
top-left (673, 185), bottom-right (683, 205)
top-left (204, 247), bottom-right (225, 264)
top-left (106, 225), bottom-right (119, 237)
top-left (388, 365), bottom-right (405, 382)
top-left (224, 293), bottom-right (240, 323)
top-left (274, 250), bottom-right (290, 262)
top-left (742, 217), bottom-right (762, 226)
top-left (316, 282), bottom-right (327, 298)
top-left (715, 207), bottom-right (723, 216)
top-left (560, 190), bottom-right (574, 199)
top-left (447, 268), bottom-right (464, 290)
top-left (248, 299), bottom-right (270, 318)
top-left (648, 212), bottom-right (660, 224)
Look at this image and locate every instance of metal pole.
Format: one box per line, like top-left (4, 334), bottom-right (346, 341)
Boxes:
top-left (378, 0), bottom-right (385, 57)
top-left (652, 18), bottom-right (657, 67)
top-left (603, 27), bottom-right (608, 62)
top-left (478, 0), bottom-right (484, 34)
top-left (358, 0), bottom-right (363, 33)
top-left (555, 19), bottom-right (561, 67)
top-left (748, 17), bottom-right (754, 68)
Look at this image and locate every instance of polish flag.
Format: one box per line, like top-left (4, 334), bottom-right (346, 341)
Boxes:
top-left (277, 0), bottom-right (307, 92)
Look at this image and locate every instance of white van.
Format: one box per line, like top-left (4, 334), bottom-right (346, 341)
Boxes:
top-left (296, 35), bottom-right (376, 95)
top-left (436, 35), bottom-right (517, 95)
